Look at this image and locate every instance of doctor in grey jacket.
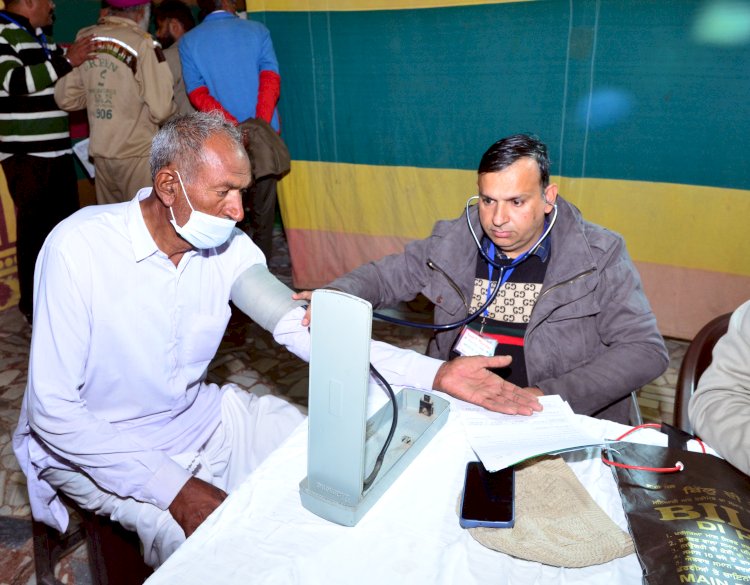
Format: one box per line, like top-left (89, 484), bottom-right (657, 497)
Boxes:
top-left (689, 300), bottom-right (750, 475)
top-left (316, 134), bottom-right (668, 424)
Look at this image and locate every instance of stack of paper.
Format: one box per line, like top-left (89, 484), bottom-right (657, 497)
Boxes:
top-left (459, 395), bottom-right (604, 471)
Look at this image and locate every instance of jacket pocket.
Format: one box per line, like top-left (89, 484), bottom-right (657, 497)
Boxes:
top-left (544, 296), bottom-right (600, 323)
top-left (531, 297), bottom-right (603, 375)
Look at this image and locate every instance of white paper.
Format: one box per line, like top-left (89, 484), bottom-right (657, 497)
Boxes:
top-left (73, 138), bottom-right (95, 178)
top-left (459, 394), bottom-right (604, 471)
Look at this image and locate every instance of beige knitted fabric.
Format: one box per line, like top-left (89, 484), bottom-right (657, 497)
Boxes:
top-left (465, 456), bottom-right (634, 567)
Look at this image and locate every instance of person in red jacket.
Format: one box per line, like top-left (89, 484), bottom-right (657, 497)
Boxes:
top-left (180, 0), bottom-right (282, 260)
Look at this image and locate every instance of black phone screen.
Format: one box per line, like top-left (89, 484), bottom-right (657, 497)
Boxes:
top-left (459, 461), bottom-right (515, 528)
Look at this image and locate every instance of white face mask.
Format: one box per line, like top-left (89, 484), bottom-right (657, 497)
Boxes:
top-left (169, 170), bottom-right (237, 249)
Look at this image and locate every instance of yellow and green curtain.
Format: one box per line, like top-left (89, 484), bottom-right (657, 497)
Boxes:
top-left (250, 0), bottom-right (750, 339)
top-left (45, 0), bottom-right (750, 338)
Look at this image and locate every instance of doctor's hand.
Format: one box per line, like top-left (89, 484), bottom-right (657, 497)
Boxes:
top-left (169, 476), bottom-right (228, 537)
top-left (432, 355), bottom-right (543, 415)
top-left (291, 290), bottom-right (314, 326)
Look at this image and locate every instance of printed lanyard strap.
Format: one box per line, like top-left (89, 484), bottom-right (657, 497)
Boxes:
top-left (0, 13), bottom-right (51, 59)
top-left (484, 242), bottom-right (516, 317)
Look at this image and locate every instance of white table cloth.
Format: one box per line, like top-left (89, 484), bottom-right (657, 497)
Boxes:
top-left (146, 391), bottom-right (709, 585)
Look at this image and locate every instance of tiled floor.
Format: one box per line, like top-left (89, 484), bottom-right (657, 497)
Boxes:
top-left (0, 226), bottom-right (686, 585)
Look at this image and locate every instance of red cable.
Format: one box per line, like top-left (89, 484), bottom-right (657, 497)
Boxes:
top-left (601, 423), bottom-right (706, 473)
top-left (600, 455), bottom-right (684, 473)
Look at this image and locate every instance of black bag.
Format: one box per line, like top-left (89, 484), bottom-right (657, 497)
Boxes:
top-left (607, 440), bottom-right (750, 585)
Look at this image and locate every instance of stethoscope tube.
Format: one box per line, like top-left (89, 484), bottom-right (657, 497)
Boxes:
top-left (466, 195), bottom-right (558, 270)
top-left (372, 196), bottom-right (558, 332)
top-left (372, 262), bottom-right (505, 331)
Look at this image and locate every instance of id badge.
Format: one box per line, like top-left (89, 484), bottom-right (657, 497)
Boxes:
top-left (453, 326), bottom-right (497, 357)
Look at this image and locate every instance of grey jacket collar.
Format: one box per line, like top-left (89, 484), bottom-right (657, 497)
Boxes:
top-left (426, 197), bottom-right (601, 322)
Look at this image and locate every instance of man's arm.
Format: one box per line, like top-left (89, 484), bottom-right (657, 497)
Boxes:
top-left (53, 65), bottom-right (85, 111)
top-left (0, 31), bottom-right (92, 96)
top-left (255, 69), bottom-right (279, 125)
top-left (326, 218), bottom-right (460, 310)
top-left (254, 27), bottom-right (280, 124)
top-left (230, 265), bottom-right (539, 414)
top-left (168, 477), bottom-right (227, 537)
top-left (272, 305), bottom-right (541, 415)
top-left (53, 36), bottom-right (97, 111)
top-left (139, 40), bottom-right (176, 124)
top-left (179, 36), bottom-right (237, 124)
top-left (64, 36), bottom-right (96, 68)
top-left (689, 301), bottom-right (750, 475)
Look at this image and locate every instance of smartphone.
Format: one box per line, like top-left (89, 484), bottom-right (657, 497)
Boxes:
top-left (459, 461), bottom-right (515, 529)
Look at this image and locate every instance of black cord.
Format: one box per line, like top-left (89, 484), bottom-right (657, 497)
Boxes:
top-left (362, 363), bottom-right (398, 491)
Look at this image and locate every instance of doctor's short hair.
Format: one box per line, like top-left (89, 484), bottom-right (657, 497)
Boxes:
top-left (150, 112), bottom-right (244, 183)
top-left (478, 134), bottom-right (550, 189)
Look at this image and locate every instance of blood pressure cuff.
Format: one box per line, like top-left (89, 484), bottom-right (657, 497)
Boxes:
top-left (466, 456), bottom-right (634, 567)
top-left (230, 263), bottom-right (304, 332)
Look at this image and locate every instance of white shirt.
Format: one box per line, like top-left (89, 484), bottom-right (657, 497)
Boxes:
top-left (13, 189), bottom-right (442, 531)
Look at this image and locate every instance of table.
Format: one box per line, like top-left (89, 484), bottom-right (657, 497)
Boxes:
top-left (145, 392), bottom-right (709, 585)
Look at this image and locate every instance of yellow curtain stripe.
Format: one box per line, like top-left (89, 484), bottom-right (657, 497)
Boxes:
top-left (278, 161), bottom-right (750, 277)
top-left (251, 0), bottom-right (531, 12)
top-left (557, 176), bottom-right (750, 276)
top-left (279, 160), bottom-right (474, 237)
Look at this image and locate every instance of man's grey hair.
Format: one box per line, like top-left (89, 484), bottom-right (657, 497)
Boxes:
top-left (150, 112), bottom-right (244, 183)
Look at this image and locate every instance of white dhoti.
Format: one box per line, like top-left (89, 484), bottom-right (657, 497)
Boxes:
top-left (42, 387), bottom-right (305, 567)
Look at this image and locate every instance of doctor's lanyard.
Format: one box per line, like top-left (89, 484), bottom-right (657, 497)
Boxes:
top-left (0, 13), bottom-right (51, 59)
top-left (482, 242), bottom-right (515, 332)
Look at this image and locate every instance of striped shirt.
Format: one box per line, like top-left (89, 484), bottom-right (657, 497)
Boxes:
top-left (0, 10), bottom-right (73, 156)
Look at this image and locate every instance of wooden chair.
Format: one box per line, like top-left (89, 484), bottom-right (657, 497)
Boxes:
top-left (32, 497), bottom-right (153, 585)
top-left (674, 312), bottom-right (732, 434)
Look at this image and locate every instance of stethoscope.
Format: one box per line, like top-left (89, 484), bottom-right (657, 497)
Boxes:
top-left (371, 195), bottom-right (558, 331)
